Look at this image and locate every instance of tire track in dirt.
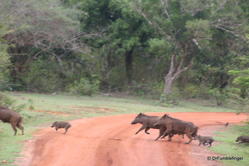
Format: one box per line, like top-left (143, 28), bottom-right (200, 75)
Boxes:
top-left (18, 112), bottom-right (248, 166)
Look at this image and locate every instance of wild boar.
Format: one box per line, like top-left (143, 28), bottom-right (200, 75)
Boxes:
top-left (51, 121), bottom-right (71, 134)
top-left (154, 114), bottom-right (198, 144)
top-left (195, 135), bottom-right (214, 147)
top-left (0, 106), bottom-right (24, 135)
top-left (131, 113), bottom-right (166, 140)
top-left (236, 136), bottom-right (249, 143)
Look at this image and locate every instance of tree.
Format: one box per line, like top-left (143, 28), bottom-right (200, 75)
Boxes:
top-left (0, 0), bottom-right (87, 90)
top-left (130, 0), bottom-right (248, 97)
top-left (77, 0), bottom-right (154, 86)
top-left (0, 24), bottom-right (10, 89)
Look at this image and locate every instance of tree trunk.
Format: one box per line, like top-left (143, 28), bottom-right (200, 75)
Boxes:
top-left (163, 75), bottom-right (175, 94)
top-left (162, 54), bottom-right (192, 95)
top-left (125, 50), bottom-right (133, 84)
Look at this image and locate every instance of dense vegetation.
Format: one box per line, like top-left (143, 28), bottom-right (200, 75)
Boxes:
top-left (0, 0), bottom-right (249, 107)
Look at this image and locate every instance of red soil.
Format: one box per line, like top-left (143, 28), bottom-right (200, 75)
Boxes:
top-left (19, 112), bottom-right (248, 166)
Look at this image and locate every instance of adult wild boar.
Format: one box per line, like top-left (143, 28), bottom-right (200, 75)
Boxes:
top-left (0, 106), bottom-right (24, 135)
top-left (236, 136), bottom-right (249, 143)
top-left (51, 121), bottom-right (71, 134)
top-left (131, 113), bottom-right (166, 140)
top-left (154, 114), bottom-right (198, 144)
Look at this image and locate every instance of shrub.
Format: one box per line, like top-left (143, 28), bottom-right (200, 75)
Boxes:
top-left (160, 93), bottom-right (180, 106)
top-left (68, 77), bottom-right (99, 96)
top-left (208, 88), bottom-right (227, 106)
top-left (128, 81), bottom-right (163, 98)
top-left (0, 93), bottom-right (26, 112)
top-left (21, 59), bottom-right (62, 93)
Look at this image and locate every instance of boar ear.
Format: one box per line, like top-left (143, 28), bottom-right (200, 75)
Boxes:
top-left (162, 114), bottom-right (167, 118)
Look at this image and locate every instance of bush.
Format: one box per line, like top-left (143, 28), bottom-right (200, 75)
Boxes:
top-left (21, 59), bottom-right (62, 93)
top-left (0, 93), bottom-right (26, 112)
top-left (68, 77), bottom-right (99, 96)
top-left (127, 81), bottom-right (163, 98)
top-left (208, 88), bottom-right (227, 106)
top-left (180, 84), bottom-right (210, 99)
top-left (160, 93), bottom-right (180, 106)
top-left (182, 84), bottom-right (200, 98)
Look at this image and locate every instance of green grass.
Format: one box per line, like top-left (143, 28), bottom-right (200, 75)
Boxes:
top-left (0, 124), bottom-right (32, 166)
top-left (211, 125), bottom-right (249, 166)
top-left (0, 92), bottom-right (244, 165)
top-left (8, 92), bottom-right (237, 114)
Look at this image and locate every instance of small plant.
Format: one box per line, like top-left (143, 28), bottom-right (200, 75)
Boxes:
top-left (208, 88), bottom-right (227, 106)
top-left (0, 93), bottom-right (15, 107)
top-left (0, 93), bottom-right (26, 112)
top-left (28, 99), bottom-right (35, 110)
top-left (68, 77), bottom-right (99, 96)
top-left (160, 93), bottom-right (179, 106)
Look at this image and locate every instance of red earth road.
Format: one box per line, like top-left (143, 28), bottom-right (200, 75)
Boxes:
top-left (20, 112), bottom-right (248, 166)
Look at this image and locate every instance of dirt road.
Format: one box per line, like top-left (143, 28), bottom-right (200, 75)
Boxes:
top-left (20, 112), bottom-right (248, 166)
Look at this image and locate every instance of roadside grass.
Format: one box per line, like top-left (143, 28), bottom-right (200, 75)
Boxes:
top-left (8, 92), bottom-right (238, 114)
top-left (0, 92), bottom-right (243, 166)
top-left (211, 124), bottom-right (249, 166)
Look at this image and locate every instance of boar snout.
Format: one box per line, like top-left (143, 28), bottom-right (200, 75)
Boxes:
top-left (131, 120), bottom-right (137, 124)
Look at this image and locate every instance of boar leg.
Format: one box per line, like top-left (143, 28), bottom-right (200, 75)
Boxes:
top-left (161, 133), bottom-right (168, 139)
top-left (162, 128), bottom-right (173, 141)
top-left (154, 128), bottom-right (165, 141)
top-left (185, 133), bottom-right (193, 144)
top-left (144, 127), bottom-right (150, 134)
top-left (17, 122), bottom-right (24, 135)
top-left (10, 122), bottom-right (18, 136)
top-left (209, 142), bottom-right (212, 147)
top-left (64, 126), bottom-right (70, 134)
top-left (167, 134), bottom-right (173, 141)
top-left (64, 128), bottom-right (68, 134)
top-left (135, 125), bottom-right (146, 135)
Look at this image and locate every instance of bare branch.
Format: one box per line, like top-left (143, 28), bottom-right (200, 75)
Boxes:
top-left (192, 38), bottom-right (201, 49)
top-left (213, 24), bottom-right (246, 41)
top-left (160, 0), bottom-right (170, 18)
top-left (174, 59), bottom-right (193, 79)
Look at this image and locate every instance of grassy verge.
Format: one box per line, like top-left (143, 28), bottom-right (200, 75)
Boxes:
top-left (0, 92), bottom-right (241, 166)
top-left (211, 124), bottom-right (249, 166)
